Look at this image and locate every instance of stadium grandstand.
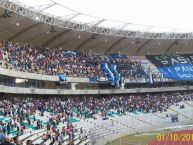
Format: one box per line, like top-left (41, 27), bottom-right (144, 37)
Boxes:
top-left (1, 0), bottom-right (193, 145)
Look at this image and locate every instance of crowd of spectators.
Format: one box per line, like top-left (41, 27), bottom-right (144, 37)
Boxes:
top-left (0, 96), bottom-right (88, 145)
top-left (42, 123), bottom-right (87, 145)
top-left (0, 40), bottom-right (148, 80)
top-left (0, 91), bottom-right (192, 136)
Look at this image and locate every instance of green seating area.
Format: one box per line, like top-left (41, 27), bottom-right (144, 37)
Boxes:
top-left (70, 117), bottom-right (80, 123)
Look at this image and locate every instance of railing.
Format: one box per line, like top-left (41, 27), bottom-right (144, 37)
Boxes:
top-left (0, 62), bottom-right (173, 84)
top-left (0, 85), bottom-right (192, 94)
top-left (89, 106), bottom-right (193, 145)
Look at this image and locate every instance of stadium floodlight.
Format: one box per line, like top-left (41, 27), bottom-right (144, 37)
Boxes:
top-left (91, 33), bottom-right (97, 39)
top-left (136, 38), bottom-right (140, 44)
top-left (175, 40), bottom-right (179, 45)
top-left (50, 25), bottom-right (56, 33)
top-left (3, 10), bottom-right (11, 18)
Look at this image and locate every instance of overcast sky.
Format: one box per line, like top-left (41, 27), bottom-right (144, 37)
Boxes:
top-left (15, 0), bottom-right (193, 31)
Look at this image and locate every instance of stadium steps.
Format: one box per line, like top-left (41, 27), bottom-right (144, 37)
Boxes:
top-left (126, 113), bottom-right (151, 125)
top-left (88, 118), bottom-right (134, 138)
top-left (57, 135), bottom-right (69, 145)
top-left (74, 136), bottom-right (81, 145)
top-left (109, 118), bottom-right (135, 129)
top-left (114, 114), bottom-right (148, 129)
top-left (151, 112), bottom-right (172, 124)
top-left (18, 129), bottom-right (45, 144)
top-left (95, 123), bottom-right (127, 135)
top-left (42, 138), bottom-right (52, 145)
top-left (79, 138), bottom-right (90, 145)
top-left (85, 120), bottom-right (117, 139)
top-left (144, 112), bottom-right (170, 124)
top-left (22, 131), bottom-right (46, 145)
top-left (168, 108), bottom-right (193, 121)
top-left (152, 112), bottom-right (167, 121)
top-left (31, 135), bottom-right (45, 145)
top-left (183, 101), bottom-right (193, 108)
top-left (9, 128), bottom-right (33, 139)
top-left (42, 139), bottom-right (52, 145)
top-left (62, 138), bottom-right (70, 145)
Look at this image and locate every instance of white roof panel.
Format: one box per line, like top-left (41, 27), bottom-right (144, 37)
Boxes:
top-left (71, 15), bottom-right (101, 24)
top-left (44, 5), bottom-right (75, 17)
top-left (148, 27), bottom-right (174, 33)
top-left (9, 0), bottom-right (193, 33)
top-left (14, 0), bottom-right (52, 7)
top-left (123, 24), bottom-right (150, 32)
top-left (98, 20), bottom-right (125, 29)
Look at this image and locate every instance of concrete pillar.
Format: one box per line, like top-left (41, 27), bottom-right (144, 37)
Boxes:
top-left (120, 82), bottom-right (125, 89)
top-left (71, 83), bottom-right (77, 90)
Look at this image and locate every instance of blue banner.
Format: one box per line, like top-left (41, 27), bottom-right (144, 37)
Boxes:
top-left (110, 64), bottom-right (121, 87)
top-left (63, 51), bottom-right (79, 56)
top-left (101, 63), bottom-right (115, 85)
top-left (146, 54), bottom-right (193, 80)
top-left (59, 74), bottom-right (67, 81)
top-left (111, 54), bottom-right (128, 59)
top-left (89, 77), bottom-right (98, 83)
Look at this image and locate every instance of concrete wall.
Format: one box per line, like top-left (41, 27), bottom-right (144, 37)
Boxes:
top-left (0, 85), bottom-right (191, 95)
top-left (0, 67), bottom-right (89, 83)
top-left (0, 67), bottom-right (172, 84)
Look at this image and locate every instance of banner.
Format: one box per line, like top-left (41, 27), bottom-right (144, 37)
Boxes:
top-left (97, 77), bottom-right (108, 82)
top-left (59, 74), bottom-right (67, 81)
top-left (110, 64), bottom-right (121, 87)
top-left (146, 54), bottom-right (193, 80)
top-left (89, 77), bottom-right (98, 83)
top-left (63, 51), bottom-right (79, 56)
top-left (101, 63), bottom-right (115, 85)
top-left (111, 54), bottom-right (128, 59)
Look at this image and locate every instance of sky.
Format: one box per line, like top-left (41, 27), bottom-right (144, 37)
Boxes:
top-left (14, 0), bottom-right (193, 31)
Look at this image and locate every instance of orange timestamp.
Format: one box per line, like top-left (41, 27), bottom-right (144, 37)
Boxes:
top-left (156, 133), bottom-right (193, 142)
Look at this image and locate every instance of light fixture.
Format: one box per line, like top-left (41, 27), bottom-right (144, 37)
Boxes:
top-left (105, 39), bottom-right (108, 42)
top-left (175, 40), bottom-right (179, 45)
top-left (16, 22), bottom-right (19, 26)
top-left (78, 35), bottom-right (81, 39)
top-left (136, 38), bottom-right (140, 44)
top-left (3, 10), bottom-right (11, 18)
top-left (91, 33), bottom-right (97, 39)
top-left (50, 26), bottom-right (56, 33)
top-left (36, 16), bottom-right (39, 20)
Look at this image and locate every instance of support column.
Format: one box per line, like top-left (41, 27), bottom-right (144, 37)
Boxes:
top-left (71, 83), bottom-right (77, 90)
top-left (120, 82), bottom-right (125, 89)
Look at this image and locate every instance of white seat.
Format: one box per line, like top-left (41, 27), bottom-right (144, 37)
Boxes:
top-left (23, 131), bottom-right (46, 145)
top-left (43, 139), bottom-right (52, 145)
top-left (18, 129), bottom-right (45, 141)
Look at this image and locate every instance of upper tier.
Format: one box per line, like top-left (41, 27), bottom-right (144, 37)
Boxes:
top-left (0, 40), bottom-right (162, 81)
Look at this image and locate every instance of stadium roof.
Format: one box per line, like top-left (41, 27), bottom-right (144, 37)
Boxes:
top-left (0, 0), bottom-right (193, 55)
top-left (9, 0), bottom-right (193, 33)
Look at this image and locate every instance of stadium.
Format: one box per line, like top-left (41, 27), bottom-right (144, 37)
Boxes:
top-left (1, 0), bottom-right (193, 145)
